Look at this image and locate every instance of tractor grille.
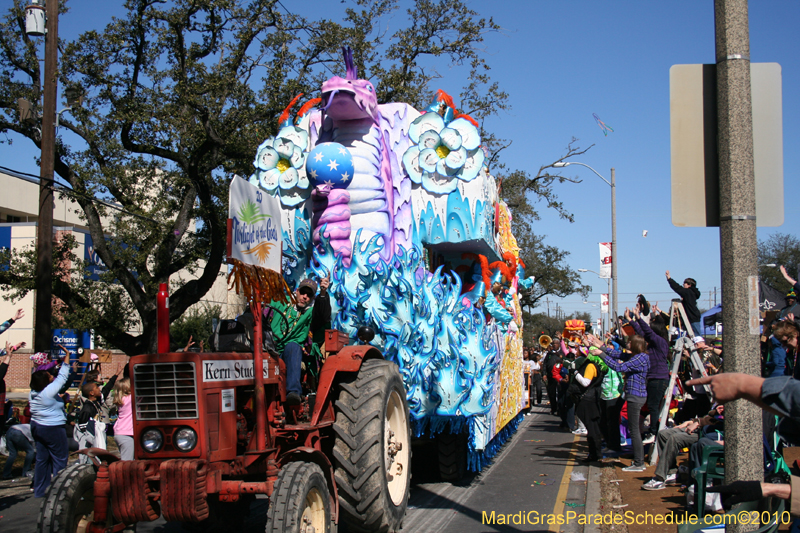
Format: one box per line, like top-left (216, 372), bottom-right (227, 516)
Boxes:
top-left (133, 362), bottom-right (198, 420)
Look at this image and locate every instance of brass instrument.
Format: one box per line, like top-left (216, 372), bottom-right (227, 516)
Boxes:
top-left (538, 334), bottom-right (552, 350)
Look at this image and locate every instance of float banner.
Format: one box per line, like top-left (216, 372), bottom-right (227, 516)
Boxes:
top-left (228, 176), bottom-right (282, 270)
top-left (601, 294), bottom-right (609, 314)
top-left (599, 242), bottom-right (612, 279)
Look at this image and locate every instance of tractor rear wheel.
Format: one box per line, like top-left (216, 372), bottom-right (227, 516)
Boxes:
top-left (37, 462), bottom-right (100, 533)
top-left (333, 359), bottom-right (410, 532)
top-left (266, 461), bottom-right (334, 533)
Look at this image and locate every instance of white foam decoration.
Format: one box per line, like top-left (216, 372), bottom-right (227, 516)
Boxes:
top-left (410, 185), bottom-right (427, 233)
top-left (456, 169), bottom-right (486, 228)
top-left (430, 190), bottom-right (450, 237)
top-left (281, 204), bottom-right (297, 247)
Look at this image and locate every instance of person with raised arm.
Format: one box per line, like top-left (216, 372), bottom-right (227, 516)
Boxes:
top-left (665, 270), bottom-right (701, 334)
top-left (0, 339), bottom-right (25, 435)
top-left (29, 344), bottom-right (71, 497)
top-left (587, 333), bottom-right (650, 471)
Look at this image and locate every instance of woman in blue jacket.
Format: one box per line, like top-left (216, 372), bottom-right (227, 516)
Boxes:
top-left (29, 344), bottom-right (71, 497)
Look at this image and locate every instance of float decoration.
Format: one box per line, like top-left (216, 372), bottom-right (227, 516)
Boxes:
top-left (246, 48), bottom-right (528, 468)
top-left (228, 259), bottom-right (294, 306)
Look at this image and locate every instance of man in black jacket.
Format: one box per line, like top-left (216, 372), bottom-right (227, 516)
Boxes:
top-left (666, 270), bottom-right (702, 335)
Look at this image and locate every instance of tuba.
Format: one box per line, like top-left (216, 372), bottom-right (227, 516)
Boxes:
top-left (538, 334), bottom-right (552, 350)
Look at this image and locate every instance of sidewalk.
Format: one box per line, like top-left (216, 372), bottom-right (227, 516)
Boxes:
top-left (601, 449), bottom-right (793, 533)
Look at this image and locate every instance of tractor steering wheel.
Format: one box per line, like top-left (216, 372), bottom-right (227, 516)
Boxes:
top-left (263, 304), bottom-right (292, 344)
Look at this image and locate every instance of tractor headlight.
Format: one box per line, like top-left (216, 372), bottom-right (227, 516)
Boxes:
top-left (174, 427), bottom-right (198, 452)
top-left (141, 429), bottom-right (164, 453)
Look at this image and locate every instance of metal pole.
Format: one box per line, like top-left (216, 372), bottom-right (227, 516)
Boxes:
top-left (611, 168), bottom-right (618, 326)
top-left (607, 278), bottom-right (611, 334)
top-left (34, 0), bottom-right (59, 353)
top-left (715, 2), bottom-right (761, 530)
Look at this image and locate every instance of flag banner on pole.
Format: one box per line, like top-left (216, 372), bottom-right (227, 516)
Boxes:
top-left (601, 294), bottom-right (609, 313)
top-left (599, 242), bottom-right (612, 279)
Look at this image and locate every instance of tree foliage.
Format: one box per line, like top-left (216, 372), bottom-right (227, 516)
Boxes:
top-left (758, 233), bottom-right (800, 293)
top-left (170, 304), bottom-right (222, 350)
top-left (497, 140), bottom-right (592, 310)
top-left (0, 0), bottom-right (503, 354)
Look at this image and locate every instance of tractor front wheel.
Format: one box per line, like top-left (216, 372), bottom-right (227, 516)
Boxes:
top-left (333, 358), bottom-right (411, 532)
top-left (266, 461), bottom-right (334, 533)
top-left (37, 462), bottom-right (100, 533)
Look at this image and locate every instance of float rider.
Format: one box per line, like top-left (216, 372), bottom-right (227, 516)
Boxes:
top-left (269, 277), bottom-right (331, 405)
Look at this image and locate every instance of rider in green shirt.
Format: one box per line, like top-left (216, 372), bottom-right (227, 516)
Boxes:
top-left (269, 277), bottom-right (331, 405)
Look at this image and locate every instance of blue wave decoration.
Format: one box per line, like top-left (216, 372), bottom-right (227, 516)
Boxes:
top-left (309, 229), bottom-right (501, 425)
top-left (467, 412), bottom-right (524, 472)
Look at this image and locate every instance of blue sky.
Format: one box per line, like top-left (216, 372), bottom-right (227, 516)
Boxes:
top-left (3, 1), bottom-right (797, 325)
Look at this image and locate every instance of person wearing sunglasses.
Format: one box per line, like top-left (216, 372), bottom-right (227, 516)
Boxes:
top-left (269, 277), bottom-right (331, 405)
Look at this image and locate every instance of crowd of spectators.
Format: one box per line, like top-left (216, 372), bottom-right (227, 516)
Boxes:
top-left (0, 309), bottom-right (134, 498)
top-left (525, 264), bottom-right (800, 519)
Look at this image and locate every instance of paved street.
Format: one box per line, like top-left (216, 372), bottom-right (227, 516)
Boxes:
top-left (0, 405), bottom-right (589, 533)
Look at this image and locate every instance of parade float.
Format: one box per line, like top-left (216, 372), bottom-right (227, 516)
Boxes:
top-left (249, 48), bottom-right (533, 475)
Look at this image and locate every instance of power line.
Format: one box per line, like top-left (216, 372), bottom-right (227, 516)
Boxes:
top-left (0, 164), bottom-right (198, 234)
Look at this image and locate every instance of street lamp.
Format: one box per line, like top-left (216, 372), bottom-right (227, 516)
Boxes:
top-left (26, 0), bottom-right (59, 352)
top-left (578, 268), bottom-right (611, 333)
top-left (555, 161), bottom-right (617, 324)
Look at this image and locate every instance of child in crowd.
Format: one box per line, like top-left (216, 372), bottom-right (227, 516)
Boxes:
top-left (112, 378), bottom-right (134, 460)
top-left (74, 364), bottom-right (124, 462)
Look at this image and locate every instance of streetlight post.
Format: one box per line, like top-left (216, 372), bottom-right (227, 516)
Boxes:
top-left (578, 268), bottom-right (611, 334)
top-left (555, 162), bottom-right (618, 324)
top-left (27, 0), bottom-right (59, 352)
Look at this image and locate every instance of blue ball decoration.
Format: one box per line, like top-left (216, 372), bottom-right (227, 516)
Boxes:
top-left (305, 142), bottom-right (355, 189)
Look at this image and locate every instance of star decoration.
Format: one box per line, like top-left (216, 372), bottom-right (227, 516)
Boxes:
top-left (324, 180), bottom-right (335, 187)
top-left (314, 152), bottom-right (324, 162)
top-left (310, 169), bottom-right (318, 179)
top-left (338, 146), bottom-right (348, 155)
top-left (327, 159), bottom-right (339, 171)
top-left (340, 172), bottom-right (350, 182)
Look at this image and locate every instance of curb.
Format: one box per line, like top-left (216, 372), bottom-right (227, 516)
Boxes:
top-left (584, 465), bottom-right (603, 533)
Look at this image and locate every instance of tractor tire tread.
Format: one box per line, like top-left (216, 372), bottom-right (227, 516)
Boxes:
top-left (37, 462), bottom-right (97, 533)
top-left (266, 462), bottom-right (332, 533)
top-left (332, 359), bottom-right (409, 533)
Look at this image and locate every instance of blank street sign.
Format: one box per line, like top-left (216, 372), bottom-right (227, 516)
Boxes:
top-left (670, 63), bottom-right (784, 227)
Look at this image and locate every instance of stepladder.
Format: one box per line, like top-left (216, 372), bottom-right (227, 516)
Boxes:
top-left (649, 301), bottom-right (713, 465)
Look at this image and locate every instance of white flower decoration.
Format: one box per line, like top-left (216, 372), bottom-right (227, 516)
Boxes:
top-left (249, 125), bottom-right (310, 207)
top-left (402, 112), bottom-right (485, 194)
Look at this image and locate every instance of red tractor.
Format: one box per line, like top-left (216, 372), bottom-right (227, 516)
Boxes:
top-left (37, 325), bottom-right (411, 533)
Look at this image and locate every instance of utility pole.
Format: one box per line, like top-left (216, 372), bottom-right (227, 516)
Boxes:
top-left (34, 0), bottom-right (59, 353)
top-left (546, 298), bottom-right (550, 318)
top-left (715, 2), bottom-right (761, 529)
top-left (611, 168), bottom-right (618, 327)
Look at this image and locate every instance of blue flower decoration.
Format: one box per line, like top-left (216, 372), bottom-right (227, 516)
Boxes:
top-left (402, 112), bottom-right (485, 194)
top-left (249, 125), bottom-right (310, 207)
